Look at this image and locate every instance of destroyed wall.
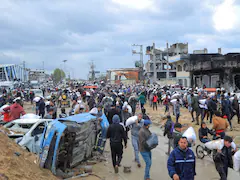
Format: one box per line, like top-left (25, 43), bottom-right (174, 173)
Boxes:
top-left (186, 53), bottom-right (240, 90)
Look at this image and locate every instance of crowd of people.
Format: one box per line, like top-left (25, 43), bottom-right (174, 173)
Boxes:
top-left (0, 84), bottom-right (240, 180)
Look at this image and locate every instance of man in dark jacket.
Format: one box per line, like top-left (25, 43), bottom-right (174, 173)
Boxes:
top-left (164, 115), bottom-right (174, 155)
top-left (38, 97), bottom-right (45, 118)
top-left (107, 115), bottom-right (127, 173)
top-left (213, 136), bottom-right (234, 180)
top-left (231, 95), bottom-right (240, 124)
top-left (191, 93), bottom-right (200, 125)
top-left (167, 137), bottom-right (196, 180)
top-left (208, 96), bottom-right (217, 123)
top-left (221, 95), bottom-right (233, 130)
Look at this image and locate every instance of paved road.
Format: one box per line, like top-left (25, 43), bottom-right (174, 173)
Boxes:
top-left (92, 125), bottom-right (240, 180)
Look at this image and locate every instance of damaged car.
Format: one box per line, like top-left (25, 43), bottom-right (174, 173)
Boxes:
top-left (3, 118), bottom-right (51, 153)
top-left (39, 112), bottom-right (108, 175)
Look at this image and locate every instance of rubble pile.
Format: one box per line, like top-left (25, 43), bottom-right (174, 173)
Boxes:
top-left (0, 132), bottom-right (57, 180)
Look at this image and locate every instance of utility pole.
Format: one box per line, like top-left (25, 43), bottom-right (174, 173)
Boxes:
top-left (63, 60), bottom-right (67, 80)
top-left (166, 42), bottom-right (169, 80)
top-left (90, 60), bottom-right (95, 81)
top-left (152, 43), bottom-right (157, 83)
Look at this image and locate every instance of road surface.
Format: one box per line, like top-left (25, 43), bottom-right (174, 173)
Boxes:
top-left (90, 124), bottom-right (240, 180)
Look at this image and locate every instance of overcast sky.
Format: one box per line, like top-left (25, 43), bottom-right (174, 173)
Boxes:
top-left (0, 0), bottom-right (239, 79)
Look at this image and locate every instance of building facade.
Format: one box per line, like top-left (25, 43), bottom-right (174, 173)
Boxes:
top-left (29, 70), bottom-right (46, 83)
top-left (185, 53), bottom-right (240, 91)
top-left (169, 54), bottom-right (190, 87)
top-left (0, 64), bottom-right (27, 82)
top-left (145, 46), bottom-right (177, 84)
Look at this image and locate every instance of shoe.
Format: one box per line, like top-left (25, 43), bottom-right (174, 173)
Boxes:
top-left (195, 123), bottom-right (199, 125)
top-left (191, 120), bottom-right (195, 122)
top-left (165, 152), bottom-right (170, 156)
top-left (137, 163), bottom-right (141, 168)
top-left (114, 165), bottom-right (119, 173)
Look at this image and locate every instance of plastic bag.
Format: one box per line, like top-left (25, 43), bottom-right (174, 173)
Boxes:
top-left (21, 113), bottom-right (41, 119)
top-left (199, 99), bottom-right (206, 105)
top-left (125, 116), bottom-right (138, 127)
top-left (182, 127), bottom-right (196, 143)
top-left (146, 133), bottom-right (158, 150)
top-left (0, 104), bottom-right (9, 113)
top-left (233, 150), bottom-right (240, 172)
top-left (205, 139), bottom-right (224, 150)
top-left (170, 99), bottom-right (177, 105)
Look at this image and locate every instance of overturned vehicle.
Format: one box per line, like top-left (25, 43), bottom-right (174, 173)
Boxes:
top-left (39, 113), bottom-right (109, 175)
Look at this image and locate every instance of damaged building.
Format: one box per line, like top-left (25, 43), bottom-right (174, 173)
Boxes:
top-left (186, 52), bottom-right (240, 91)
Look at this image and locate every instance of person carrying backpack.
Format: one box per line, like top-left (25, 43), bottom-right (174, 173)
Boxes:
top-left (164, 115), bottom-right (174, 155)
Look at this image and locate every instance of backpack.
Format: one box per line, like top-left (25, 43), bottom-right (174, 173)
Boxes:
top-left (146, 133), bottom-right (158, 150)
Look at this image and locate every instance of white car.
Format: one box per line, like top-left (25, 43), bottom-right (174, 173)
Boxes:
top-left (4, 118), bottom-right (51, 154)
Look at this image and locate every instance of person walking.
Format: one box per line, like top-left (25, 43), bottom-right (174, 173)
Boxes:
top-left (107, 115), bottom-right (127, 173)
top-left (163, 94), bottom-right (170, 114)
top-left (38, 97), bottom-right (45, 118)
top-left (164, 115), bottom-right (174, 155)
top-left (131, 113), bottom-right (144, 167)
top-left (152, 93), bottom-right (158, 111)
top-left (231, 95), bottom-right (240, 124)
top-left (167, 137), bottom-right (196, 180)
top-left (191, 93), bottom-right (201, 125)
top-left (174, 99), bottom-right (180, 123)
top-left (207, 95), bottom-right (217, 123)
top-left (139, 120), bottom-right (152, 180)
top-left (138, 92), bottom-right (146, 113)
top-left (221, 95), bottom-right (233, 130)
top-left (213, 136), bottom-right (234, 180)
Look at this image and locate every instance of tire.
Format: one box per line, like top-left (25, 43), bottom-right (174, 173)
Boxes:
top-left (196, 145), bottom-right (205, 159)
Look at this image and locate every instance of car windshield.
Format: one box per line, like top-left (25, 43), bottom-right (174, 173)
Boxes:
top-left (4, 122), bottom-right (34, 134)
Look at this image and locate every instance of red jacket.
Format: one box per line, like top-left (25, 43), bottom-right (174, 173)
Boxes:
top-left (152, 95), bottom-right (158, 103)
top-left (3, 103), bottom-right (26, 121)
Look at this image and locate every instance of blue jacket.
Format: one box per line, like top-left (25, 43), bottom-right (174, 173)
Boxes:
top-left (167, 147), bottom-right (196, 180)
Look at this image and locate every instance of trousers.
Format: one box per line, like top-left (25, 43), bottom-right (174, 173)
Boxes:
top-left (140, 151), bottom-right (152, 180)
top-left (132, 135), bottom-right (140, 164)
top-left (110, 142), bottom-right (123, 167)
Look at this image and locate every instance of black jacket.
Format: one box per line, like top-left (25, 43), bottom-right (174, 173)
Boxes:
top-left (208, 99), bottom-right (217, 113)
top-left (107, 124), bottom-right (127, 145)
top-left (39, 100), bottom-right (45, 113)
top-left (198, 127), bottom-right (214, 139)
top-left (164, 119), bottom-right (173, 139)
top-left (214, 146), bottom-right (233, 169)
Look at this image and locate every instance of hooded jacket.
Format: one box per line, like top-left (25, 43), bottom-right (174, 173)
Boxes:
top-left (107, 115), bottom-right (127, 145)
